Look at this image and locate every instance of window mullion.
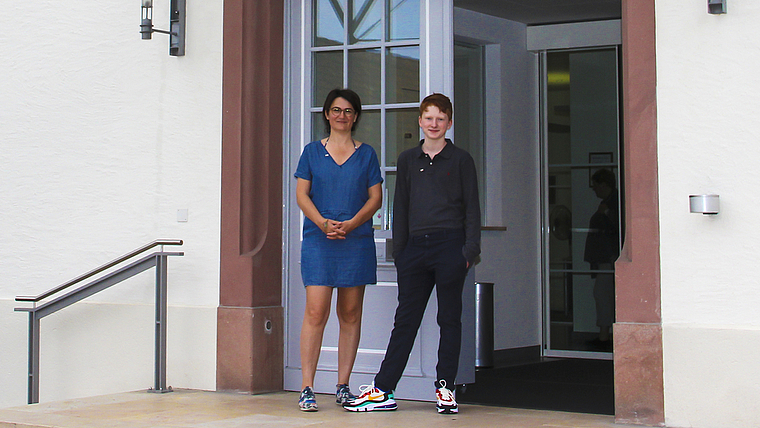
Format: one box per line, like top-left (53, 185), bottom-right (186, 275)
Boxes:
top-left (343, 1), bottom-right (349, 87)
top-left (378, 0), bottom-right (388, 230)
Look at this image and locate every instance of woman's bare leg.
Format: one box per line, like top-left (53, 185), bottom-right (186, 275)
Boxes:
top-left (300, 285), bottom-right (333, 389)
top-left (335, 285), bottom-right (366, 385)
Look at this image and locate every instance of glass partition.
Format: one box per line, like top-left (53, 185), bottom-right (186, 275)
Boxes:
top-left (542, 48), bottom-right (621, 357)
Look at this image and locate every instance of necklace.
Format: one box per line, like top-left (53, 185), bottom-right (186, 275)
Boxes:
top-left (324, 136), bottom-right (357, 150)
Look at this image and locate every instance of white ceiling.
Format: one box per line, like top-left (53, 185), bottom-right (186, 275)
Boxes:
top-left (453, 0), bottom-right (621, 25)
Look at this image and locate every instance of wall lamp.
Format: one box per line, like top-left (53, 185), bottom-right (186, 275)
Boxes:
top-left (708, 0), bottom-right (727, 14)
top-left (140, 0), bottom-right (186, 56)
top-left (689, 194), bottom-right (720, 215)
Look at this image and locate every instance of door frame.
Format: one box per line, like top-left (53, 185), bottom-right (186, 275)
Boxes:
top-left (538, 45), bottom-right (621, 361)
top-left (279, 0), bottom-right (471, 401)
top-left (216, 0), bottom-right (665, 424)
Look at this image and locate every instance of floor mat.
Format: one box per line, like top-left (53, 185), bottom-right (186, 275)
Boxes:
top-left (456, 358), bottom-right (614, 415)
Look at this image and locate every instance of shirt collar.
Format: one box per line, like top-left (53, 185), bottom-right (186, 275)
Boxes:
top-left (415, 138), bottom-right (454, 159)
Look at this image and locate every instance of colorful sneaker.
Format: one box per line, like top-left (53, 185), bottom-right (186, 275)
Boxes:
top-left (342, 382), bottom-right (397, 412)
top-left (335, 383), bottom-right (356, 405)
top-left (298, 386), bottom-right (318, 412)
top-left (436, 380), bottom-right (458, 414)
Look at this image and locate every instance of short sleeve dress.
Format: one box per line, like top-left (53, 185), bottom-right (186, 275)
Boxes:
top-left (294, 140), bottom-right (383, 287)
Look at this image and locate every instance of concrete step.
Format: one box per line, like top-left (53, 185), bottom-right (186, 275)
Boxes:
top-left (0, 389), bottom-right (626, 428)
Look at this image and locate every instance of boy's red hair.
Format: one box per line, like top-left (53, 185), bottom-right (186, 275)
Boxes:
top-left (419, 93), bottom-right (453, 120)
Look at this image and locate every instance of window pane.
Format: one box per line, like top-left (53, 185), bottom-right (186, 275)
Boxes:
top-left (348, 49), bottom-right (381, 105)
top-left (453, 43), bottom-right (485, 216)
top-left (309, 111), bottom-right (320, 142)
top-left (386, 46), bottom-right (419, 104)
top-left (314, 0), bottom-right (345, 47)
top-left (384, 171), bottom-right (396, 246)
top-left (388, 0), bottom-right (419, 41)
top-left (386, 108), bottom-right (419, 167)
top-left (353, 109), bottom-right (381, 158)
top-left (349, 0), bottom-right (382, 43)
top-left (312, 51), bottom-right (343, 108)
top-left (311, 111), bottom-right (327, 142)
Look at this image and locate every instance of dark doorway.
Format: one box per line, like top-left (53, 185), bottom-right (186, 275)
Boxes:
top-left (453, 0), bottom-right (621, 416)
top-left (457, 358), bottom-right (614, 414)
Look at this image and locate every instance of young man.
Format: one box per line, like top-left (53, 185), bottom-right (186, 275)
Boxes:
top-left (343, 93), bottom-right (481, 414)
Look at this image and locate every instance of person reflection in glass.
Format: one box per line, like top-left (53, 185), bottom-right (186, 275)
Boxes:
top-left (584, 168), bottom-right (619, 348)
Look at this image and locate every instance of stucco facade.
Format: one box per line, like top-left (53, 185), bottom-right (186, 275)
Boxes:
top-left (2, 1), bottom-right (760, 427)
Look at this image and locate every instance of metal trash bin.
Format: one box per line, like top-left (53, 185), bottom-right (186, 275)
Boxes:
top-left (474, 282), bottom-right (494, 368)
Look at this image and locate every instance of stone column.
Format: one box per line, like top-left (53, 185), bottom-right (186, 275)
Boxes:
top-left (217, 0), bottom-right (284, 393)
top-left (615, 1), bottom-right (665, 425)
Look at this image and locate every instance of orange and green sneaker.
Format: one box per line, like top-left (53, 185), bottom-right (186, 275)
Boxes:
top-left (342, 382), bottom-right (397, 412)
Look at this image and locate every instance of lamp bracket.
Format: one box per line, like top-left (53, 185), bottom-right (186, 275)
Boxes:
top-left (708, 0), bottom-right (727, 14)
top-left (140, 0), bottom-right (185, 56)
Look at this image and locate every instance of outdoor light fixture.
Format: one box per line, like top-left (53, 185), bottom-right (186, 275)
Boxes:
top-left (140, 0), bottom-right (186, 56)
top-left (689, 194), bottom-right (720, 215)
top-left (708, 0), bottom-right (726, 14)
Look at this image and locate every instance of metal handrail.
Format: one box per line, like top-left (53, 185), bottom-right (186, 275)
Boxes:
top-left (14, 240), bottom-right (184, 404)
top-left (15, 239), bottom-right (183, 303)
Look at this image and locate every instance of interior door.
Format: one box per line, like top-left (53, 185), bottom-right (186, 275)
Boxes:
top-left (541, 47), bottom-right (621, 359)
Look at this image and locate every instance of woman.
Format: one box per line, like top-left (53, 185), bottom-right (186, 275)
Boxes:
top-left (294, 88), bottom-right (383, 411)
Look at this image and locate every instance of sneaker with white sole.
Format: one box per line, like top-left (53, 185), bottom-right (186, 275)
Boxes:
top-left (298, 386), bottom-right (318, 411)
top-left (335, 383), bottom-right (355, 405)
top-left (436, 380), bottom-right (458, 414)
top-left (342, 382), bottom-right (397, 412)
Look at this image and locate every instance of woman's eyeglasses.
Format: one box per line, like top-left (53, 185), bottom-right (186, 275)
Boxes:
top-left (329, 107), bottom-right (356, 117)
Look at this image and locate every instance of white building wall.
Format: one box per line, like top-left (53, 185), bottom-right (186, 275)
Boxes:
top-left (0, 1), bottom-right (222, 407)
top-left (656, 1), bottom-right (760, 427)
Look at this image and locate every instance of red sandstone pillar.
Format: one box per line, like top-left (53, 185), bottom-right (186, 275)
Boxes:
top-left (615, 0), bottom-right (665, 425)
top-left (217, 0), bottom-right (284, 393)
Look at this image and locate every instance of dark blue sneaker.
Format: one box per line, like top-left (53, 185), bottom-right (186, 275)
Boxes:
top-left (335, 383), bottom-right (355, 405)
top-left (299, 386), bottom-right (318, 411)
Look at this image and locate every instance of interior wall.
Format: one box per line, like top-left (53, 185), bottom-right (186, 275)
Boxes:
top-left (0, 0), bottom-right (222, 407)
top-left (655, 1), bottom-right (760, 426)
top-left (454, 8), bottom-right (542, 350)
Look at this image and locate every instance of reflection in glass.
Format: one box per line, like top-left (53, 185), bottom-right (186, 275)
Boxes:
top-left (386, 46), bottom-right (419, 104)
top-left (353, 109), bottom-right (381, 157)
top-left (348, 49), bottom-right (381, 105)
top-left (453, 42), bottom-right (485, 217)
top-left (313, 0), bottom-right (345, 47)
top-left (312, 51), bottom-right (343, 108)
top-left (384, 171), bottom-right (396, 239)
top-left (388, 0), bottom-right (419, 41)
top-left (349, 0), bottom-right (382, 43)
top-left (545, 48), bottom-right (621, 355)
top-left (386, 108), bottom-right (420, 167)
top-left (311, 112), bottom-right (326, 142)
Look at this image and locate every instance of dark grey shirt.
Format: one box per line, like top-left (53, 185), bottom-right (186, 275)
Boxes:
top-left (392, 139), bottom-right (481, 264)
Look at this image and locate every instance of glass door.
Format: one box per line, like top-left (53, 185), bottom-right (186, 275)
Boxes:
top-left (541, 47), bottom-right (622, 359)
top-left (285, 0), bottom-right (461, 400)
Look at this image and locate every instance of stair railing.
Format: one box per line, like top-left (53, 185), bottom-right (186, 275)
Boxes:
top-left (14, 239), bottom-right (184, 404)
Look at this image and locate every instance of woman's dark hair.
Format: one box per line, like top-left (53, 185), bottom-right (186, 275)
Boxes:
top-left (322, 88), bottom-right (362, 134)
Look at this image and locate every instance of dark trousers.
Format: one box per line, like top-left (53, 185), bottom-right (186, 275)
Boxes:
top-left (375, 229), bottom-right (469, 392)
